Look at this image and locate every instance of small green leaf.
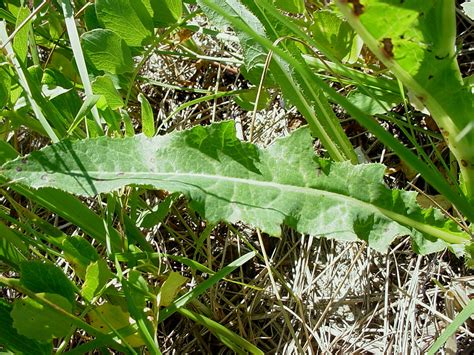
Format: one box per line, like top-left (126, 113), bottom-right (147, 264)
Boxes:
top-left (92, 75), bottom-right (124, 110)
top-left (347, 89), bottom-right (402, 115)
top-left (87, 303), bottom-right (145, 347)
top-left (233, 88), bottom-right (270, 111)
top-left (62, 236), bottom-right (100, 279)
top-left (0, 65), bottom-right (11, 107)
top-left (20, 260), bottom-right (76, 303)
top-left (13, 6), bottom-right (30, 64)
top-left (11, 293), bottom-right (73, 342)
top-left (81, 260), bottom-right (113, 301)
top-left (82, 29), bottom-right (134, 74)
top-left (0, 300), bottom-right (52, 353)
top-left (138, 93), bottom-right (155, 137)
top-left (144, 0), bottom-right (182, 27)
top-left (310, 10), bottom-right (358, 62)
top-left (95, 0), bottom-right (154, 47)
top-left (0, 140), bottom-right (18, 165)
top-left (273, 0), bottom-right (305, 14)
top-left (158, 272), bottom-right (188, 307)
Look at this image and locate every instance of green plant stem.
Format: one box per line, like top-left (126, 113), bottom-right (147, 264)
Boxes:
top-left (0, 21), bottom-right (59, 142)
top-left (59, 0), bottom-right (103, 135)
top-left (337, 0), bottom-right (474, 207)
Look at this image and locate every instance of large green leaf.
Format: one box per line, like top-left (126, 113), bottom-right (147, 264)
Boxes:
top-left (0, 122), bottom-right (470, 254)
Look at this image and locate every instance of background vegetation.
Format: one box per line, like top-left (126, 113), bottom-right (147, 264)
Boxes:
top-left (0, 0), bottom-right (473, 353)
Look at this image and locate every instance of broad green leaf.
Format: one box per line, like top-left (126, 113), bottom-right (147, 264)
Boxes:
top-left (11, 293), bottom-right (73, 342)
top-left (82, 29), bottom-right (134, 74)
top-left (92, 75), bottom-right (124, 110)
top-left (138, 93), bottom-right (155, 137)
top-left (0, 300), bottom-right (52, 354)
top-left (81, 260), bottom-right (113, 301)
top-left (157, 271), bottom-right (188, 307)
top-left (95, 0), bottom-right (154, 47)
top-left (273, 0), bottom-right (305, 14)
top-left (143, 0), bottom-right (183, 27)
top-left (20, 260), bottom-right (76, 304)
top-left (1, 122), bottom-right (470, 254)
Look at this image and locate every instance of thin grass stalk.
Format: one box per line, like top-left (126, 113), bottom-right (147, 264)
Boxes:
top-left (0, 21), bottom-right (59, 142)
top-left (59, 0), bottom-right (103, 134)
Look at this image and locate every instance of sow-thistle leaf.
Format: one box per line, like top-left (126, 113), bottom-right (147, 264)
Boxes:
top-left (0, 122), bottom-right (470, 254)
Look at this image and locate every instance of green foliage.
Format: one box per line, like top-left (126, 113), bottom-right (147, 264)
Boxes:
top-left (272, 0), bottom-right (305, 14)
top-left (338, 0), bottom-right (474, 202)
top-left (20, 260), bottom-right (76, 303)
top-left (0, 0), bottom-right (473, 352)
top-left (95, 0), bottom-right (154, 47)
top-left (81, 260), bottom-right (113, 301)
top-left (310, 10), bottom-right (359, 62)
top-left (1, 122), bottom-right (470, 254)
top-left (138, 93), bottom-right (155, 137)
top-left (0, 300), bottom-right (51, 354)
top-left (81, 29), bottom-right (134, 74)
top-left (11, 293), bottom-right (73, 342)
top-left (144, 0), bottom-right (183, 27)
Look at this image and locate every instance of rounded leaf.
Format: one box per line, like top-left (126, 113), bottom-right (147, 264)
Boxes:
top-left (11, 293), bottom-right (73, 342)
top-left (82, 29), bottom-right (134, 74)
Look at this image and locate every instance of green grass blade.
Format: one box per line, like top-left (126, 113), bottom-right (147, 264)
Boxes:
top-left (59, 0), bottom-right (103, 134)
top-left (178, 307), bottom-right (264, 354)
top-left (427, 299), bottom-right (474, 355)
top-left (0, 21), bottom-right (60, 142)
top-left (158, 251), bottom-right (256, 323)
